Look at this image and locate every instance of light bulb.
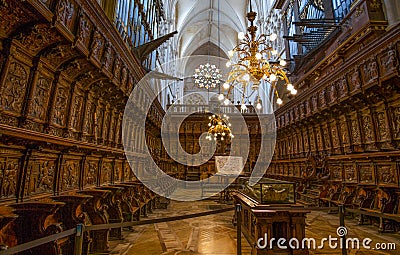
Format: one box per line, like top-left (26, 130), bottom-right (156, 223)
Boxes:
top-left (214, 137), bottom-right (217, 141)
top-left (228, 50), bottom-right (234, 57)
top-left (270, 33), bottom-right (277, 41)
top-left (223, 82), bottom-right (230, 89)
top-left (208, 123), bottom-right (211, 126)
top-left (228, 123), bottom-right (232, 127)
top-left (280, 59), bottom-right (287, 66)
top-left (256, 53), bottom-right (262, 60)
top-left (241, 104), bottom-right (247, 110)
top-left (222, 132), bottom-right (225, 136)
top-left (291, 89), bottom-right (298, 95)
top-left (221, 137), bottom-right (224, 141)
top-left (256, 102), bottom-right (262, 109)
top-left (224, 99), bottom-right (230, 105)
top-left (277, 98), bottom-right (283, 105)
top-left (218, 94), bottom-right (224, 100)
top-left (231, 134), bottom-right (234, 138)
top-left (238, 32), bottom-right (245, 40)
top-left (270, 74), bottom-right (277, 81)
top-left (287, 83), bottom-right (294, 91)
top-left (243, 73), bottom-right (250, 81)
top-left (262, 74), bottom-right (268, 80)
top-left (226, 61), bottom-right (231, 67)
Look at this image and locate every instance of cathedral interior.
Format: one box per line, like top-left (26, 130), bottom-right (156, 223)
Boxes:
top-left (0, 0), bottom-right (399, 254)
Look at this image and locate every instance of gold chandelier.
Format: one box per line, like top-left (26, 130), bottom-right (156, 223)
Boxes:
top-left (222, 4), bottom-right (297, 107)
top-left (206, 114), bottom-right (234, 141)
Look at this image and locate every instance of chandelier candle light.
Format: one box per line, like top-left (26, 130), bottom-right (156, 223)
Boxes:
top-left (223, 2), bottom-right (297, 107)
top-left (193, 63), bottom-right (222, 89)
top-left (206, 114), bottom-right (234, 141)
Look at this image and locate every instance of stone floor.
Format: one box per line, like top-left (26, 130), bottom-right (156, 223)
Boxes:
top-left (113, 200), bottom-right (400, 255)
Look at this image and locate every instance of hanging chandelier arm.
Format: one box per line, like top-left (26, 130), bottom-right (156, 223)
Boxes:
top-left (223, 1), bottom-right (295, 106)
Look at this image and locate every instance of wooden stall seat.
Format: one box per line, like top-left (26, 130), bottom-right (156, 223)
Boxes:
top-left (123, 182), bottom-right (149, 217)
top-left (96, 186), bottom-right (125, 240)
top-left (8, 202), bottom-right (66, 255)
top-left (112, 184), bottom-right (141, 222)
top-left (0, 206), bottom-right (18, 250)
top-left (320, 184), bottom-right (342, 211)
top-left (381, 192), bottom-right (400, 230)
top-left (51, 194), bottom-right (93, 255)
top-left (77, 189), bottom-right (112, 254)
top-left (332, 186), bottom-right (356, 208)
top-left (358, 188), bottom-right (398, 232)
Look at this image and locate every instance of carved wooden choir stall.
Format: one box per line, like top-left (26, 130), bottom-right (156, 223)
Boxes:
top-left (0, 0), bottom-right (168, 254)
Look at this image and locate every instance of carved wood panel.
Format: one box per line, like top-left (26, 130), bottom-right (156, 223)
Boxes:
top-left (60, 159), bottom-right (80, 191)
top-left (0, 60), bottom-right (30, 116)
top-left (388, 99), bottom-right (400, 148)
top-left (29, 72), bottom-right (53, 122)
top-left (376, 163), bottom-right (398, 186)
top-left (344, 164), bottom-right (357, 183)
top-left (360, 110), bottom-right (376, 150)
top-left (330, 164), bottom-right (343, 181)
top-left (24, 157), bottom-right (57, 197)
top-left (330, 120), bottom-right (340, 153)
top-left (377, 46), bottom-right (399, 81)
top-left (374, 105), bottom-right (392, 149)
top-left (55, 0), bottom-right (77, 33)
top-left (84, 160), bottom-right (98, 187)
top-left (114, 161), bottom-right (122, 183)
top-left (100, 161), bottom-right (112, 185)
top-left (51, 81), bottom-right (69, 128)
top-left (0, 157), bottom-right (19, 199)
top-left (359, 164), bottom-right (375, 184)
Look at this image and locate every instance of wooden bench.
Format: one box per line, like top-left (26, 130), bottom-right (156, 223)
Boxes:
top-left (332, 186), bottom-right (356, 208)
top-left (77, 189), bottom-right (112, 254)
top-left (112, 184), bottom-right (141, 222)
top-left (51, 194), bottom-right (92, 255)
top-left (96, 186), bottom-right (125, 239)
top-left (381, 192), bottom-right (400, 229)
top-left (358, 188), bottom-right (397, 232)
top-left (8, 201), bottom-right (66, 255)
top-left (320, 184), bottom-right (341, 211)
top-left (0, 206), bottom-right (18, 250)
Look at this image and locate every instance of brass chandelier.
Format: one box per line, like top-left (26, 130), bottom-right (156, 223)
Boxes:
top-left (206, 114), bottom-right (234, 141)
top-left (223, 3), bottom-right (297, 108)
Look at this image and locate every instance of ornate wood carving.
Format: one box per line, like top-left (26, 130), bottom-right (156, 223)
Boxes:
top-left (15, 23), bottom-right (62, 56)
top-left (359, 164), bottom-right (374, 184)
top-left (376, 163), bottom-right (398, 186)
top-left (55, 0), bottom-right (76, 32)
top-left (60, 160), bottom-right (79, 191)
top-left (0, 61), bottom-right (29, 115)
top-left (24, 159), bottom-right (56, 197)
top-left (84, 160), bottom-right (98, 187)
top-left (344, 164), bottom-right (357, 183)
top-left (74, 12), bottom-right (92, 54)
top-left (0, 157), bottom-right (19, 199)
